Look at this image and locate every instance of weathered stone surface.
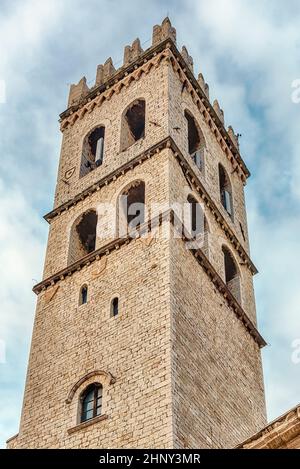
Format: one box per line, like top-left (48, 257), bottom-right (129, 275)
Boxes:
top-left (7, 19), bottom-right (271, 450)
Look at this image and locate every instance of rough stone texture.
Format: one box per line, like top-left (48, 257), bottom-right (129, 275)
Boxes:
top-left (7, 22), bottom-right (268, 449)
top-left (170, 229), bottom-right (266, 448)
top-left (9, 229), bottom-right (173, 448)
top-left (54, 60), bottom-right (169, 209)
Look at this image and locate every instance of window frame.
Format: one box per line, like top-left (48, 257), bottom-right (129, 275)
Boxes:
top-left (80, 383), bottom-right (103, 423)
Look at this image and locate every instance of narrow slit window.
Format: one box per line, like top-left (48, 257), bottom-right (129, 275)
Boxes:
top-left (79, 285), bottom-right (88, 305)
top-left (111, 297), bottom-right (119, 317)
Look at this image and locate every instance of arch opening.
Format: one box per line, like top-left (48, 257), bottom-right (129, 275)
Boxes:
top-left (68, 210), bottom-right (98, 265)
top-left (121, 99), bottom-right (145, 151)
top-left (184, 110), bottom-right (205, 172)
top-left (80, 126), bottom-right (105, 178)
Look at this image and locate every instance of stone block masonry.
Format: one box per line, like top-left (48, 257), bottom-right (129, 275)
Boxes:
top-left (7, 17), bottom-right (267, 449)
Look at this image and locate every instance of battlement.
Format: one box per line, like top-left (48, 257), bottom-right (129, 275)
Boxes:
top-left (67, 17), bottom-right (176, 107)
top-left (66, 17), bottom-right (240, 151)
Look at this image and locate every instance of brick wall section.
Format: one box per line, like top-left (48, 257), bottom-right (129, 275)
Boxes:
top-left (53, 61), bottom-right (169, 209)
top-left (8, 33), bottom-right (267, 448)
top-left (168, 153), bottom-right (258, 324)
top-left (169, 231), bottom-right (266, 449)
top-left (167, 64), bottom-right (250, 253)
top-left (43, 149), bottom-right (171, 280)
top-left (9, 230), bottom-right (173, 448)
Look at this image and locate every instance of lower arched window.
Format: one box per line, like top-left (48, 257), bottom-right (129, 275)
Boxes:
top-left (80, 383), bottom-right (103, 423)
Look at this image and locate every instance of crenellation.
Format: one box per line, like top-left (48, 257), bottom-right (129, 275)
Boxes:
top-left (123, 38), bottom-right (143, 67)
top-left (95, 58), bottom-right (116, 88)
top-left (152, 17), bottom-right (176, 46)
top-left (228, 125), bottom-right (240, 150)
top-left (197, 72), bottom-right (210, 99)
top-left (213, 99), bottom-right (224, 125)
top-left (181, 46), bottom-right (194, 72)
top-left (68, 77), bottom-right (90, 107)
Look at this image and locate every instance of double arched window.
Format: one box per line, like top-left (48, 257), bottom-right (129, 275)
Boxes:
top-left (80, 383), bottom-right (103, 423)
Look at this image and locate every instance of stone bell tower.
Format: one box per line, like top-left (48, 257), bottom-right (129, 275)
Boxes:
top-left (7, 18), bottom-right (266, 449)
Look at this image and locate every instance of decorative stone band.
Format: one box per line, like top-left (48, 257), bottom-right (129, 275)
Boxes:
top-left (237, 404), bottom-right (300, 449)
top-left (33, 209), bottom-right (266, 349)
top-left (59, 39), bottom-right (249, 180)
top-left (44, 136), bottom-right (257, 276)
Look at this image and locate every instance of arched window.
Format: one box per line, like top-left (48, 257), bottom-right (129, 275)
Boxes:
top-left (80, 383), bottom-right (103, 423)
top-left (111, 297), bottom-right (119, 317)
top-left (222, 246), bottom-right (241, 303)
top-left (184, 110), bottom-right (205, 172)
top-left (68, 210), bottom-right (98, 265)
top-left (79, 285), bottom-right (88, 305)
top-left (218, 164), bottom-right (233, 219)
top-left (121, 99), bottom-right (145, 151)
top-left (187, 195), bottom-right (210, 258)
top-left (80, 126), bottom-right (105, 178)
top-left (118, 181), bottom-right (145, 235)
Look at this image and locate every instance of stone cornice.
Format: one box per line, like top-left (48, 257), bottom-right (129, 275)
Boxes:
top-left (44, 136), bottom-right (257, 275)
top-left (59, 39), bottom-right (249, 180)
top-left (33, 209), bottom-right (266, 349)
top-left (237, 404), bottom-right (300, 449)
top-left (6, 433), bottom-right (19, 444)
top-left (166, 46), bottom-right (249, 180)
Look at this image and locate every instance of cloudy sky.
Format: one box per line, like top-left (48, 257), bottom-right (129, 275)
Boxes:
top-left (0, 0), bottom-right (300, 447)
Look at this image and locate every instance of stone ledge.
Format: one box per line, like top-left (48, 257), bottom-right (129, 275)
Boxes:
top-left (59, 38), bottom-right (249, 178)
top-left (44, 136), bottom-right (257, 275)
top-left (33, 209), bottom-right (266, 349)
top-left (67, 414), bottom-right (108, 435)
top-left (237, 404), bottom-right (300, 449)
top-left (6, 433), bottom-right (19, 445)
